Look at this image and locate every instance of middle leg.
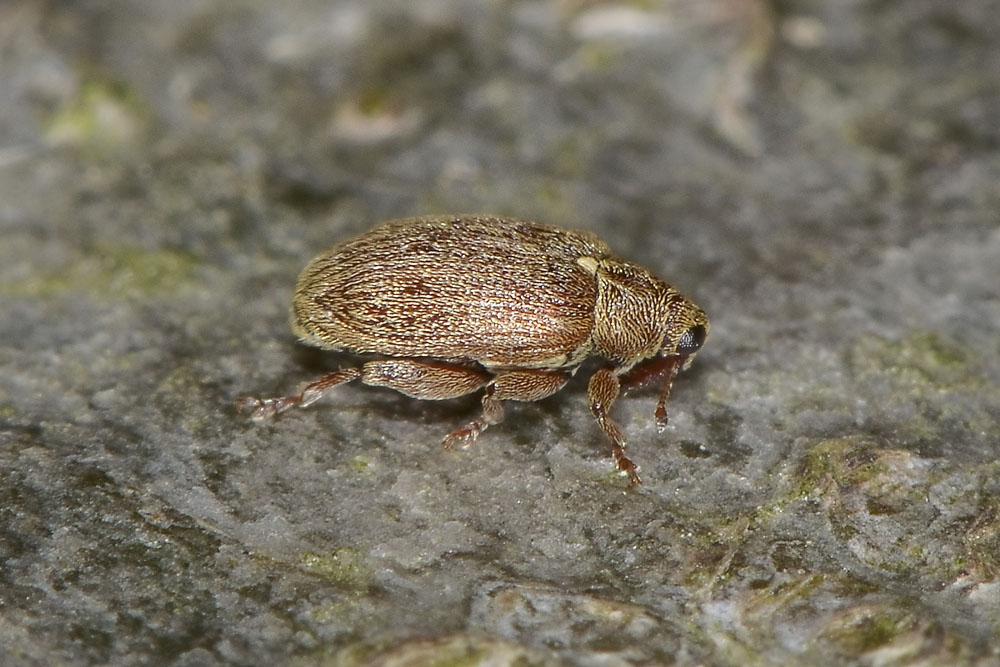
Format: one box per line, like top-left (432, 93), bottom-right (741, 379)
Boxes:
top-left (441, 368), bottom-right (571, 449)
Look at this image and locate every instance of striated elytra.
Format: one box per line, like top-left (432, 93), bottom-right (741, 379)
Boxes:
top-left (239, 214), bottom-right (709, 484)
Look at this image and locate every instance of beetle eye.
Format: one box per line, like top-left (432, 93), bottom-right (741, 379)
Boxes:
top-left (676, 324), bottom-right (707, 356)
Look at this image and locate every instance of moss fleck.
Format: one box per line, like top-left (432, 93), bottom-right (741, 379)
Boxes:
top-left (299, 548), bottom-right (372, 591)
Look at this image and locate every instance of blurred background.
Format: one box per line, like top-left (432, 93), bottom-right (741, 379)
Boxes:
top-left (1, 1), bottom-right (998, 665)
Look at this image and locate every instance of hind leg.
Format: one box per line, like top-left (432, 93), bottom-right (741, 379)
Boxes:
top-left (238, 358), bottom-right (491, 420)
top-left (238, 368), bottom-right (362, 419)
top-left (441, 369), bottom-right (571, 449)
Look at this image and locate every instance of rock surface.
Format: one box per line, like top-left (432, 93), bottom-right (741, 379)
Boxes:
top-left (1, 1), bottom-right (998, 665)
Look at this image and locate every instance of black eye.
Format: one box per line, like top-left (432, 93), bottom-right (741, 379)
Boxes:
top-left (677, 324), bottom-right (706, 356)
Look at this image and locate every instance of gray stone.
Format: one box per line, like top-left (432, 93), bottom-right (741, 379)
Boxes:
top-left (1, 1), bottom-right (998, 665)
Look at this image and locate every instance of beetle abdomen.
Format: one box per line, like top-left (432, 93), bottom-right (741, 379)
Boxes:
top-left (292, 215), bottom-right (613, 367)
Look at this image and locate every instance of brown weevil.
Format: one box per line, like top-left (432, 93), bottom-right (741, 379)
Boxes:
top-left (239, 215), bottom-right (708, 484)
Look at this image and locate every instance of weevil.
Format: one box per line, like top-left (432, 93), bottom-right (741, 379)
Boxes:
top-left (239, 215), bottom-right (708, 484)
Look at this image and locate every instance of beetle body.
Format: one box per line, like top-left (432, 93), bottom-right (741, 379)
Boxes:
top-left (241, 215), bottom-right (709, 484)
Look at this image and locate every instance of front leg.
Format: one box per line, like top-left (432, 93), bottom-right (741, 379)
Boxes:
top-left (588, 367), bottom-right (641, 485)
top-left (619, 355), bottom-right (684, 432)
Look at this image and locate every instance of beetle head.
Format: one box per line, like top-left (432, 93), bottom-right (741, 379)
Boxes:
top-left (660, 294), bottom-right (709, 369)
top-left (583, 257), bottom-right (708, 367)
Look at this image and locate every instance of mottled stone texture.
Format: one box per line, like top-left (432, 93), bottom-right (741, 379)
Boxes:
top-left (1, 1), bottom-right (998, 665)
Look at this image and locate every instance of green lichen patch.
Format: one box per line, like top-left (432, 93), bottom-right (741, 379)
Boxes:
top-left (46, 78), bottom-right (150, 154)
top-left (846, 332), bottom-right (995, 449)
top-left (961, 487), bottom-right (1000, 581)
top-left (299, 548), bottom-right (372, 591)
top-left (848, 331), bottom-right (981, 392)
top-left (322, 635), bottom-right (550, 667)
top-left (808, 602), bottom-right (974, 664)
top-left (793, 436), bottom-right (891, 499)
top-left (773, 435), bottom-right (1000, 584)
top-left (2, 244), bottom-right (199, 301)
top-left (467, 583), bottom-right (669, 662)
